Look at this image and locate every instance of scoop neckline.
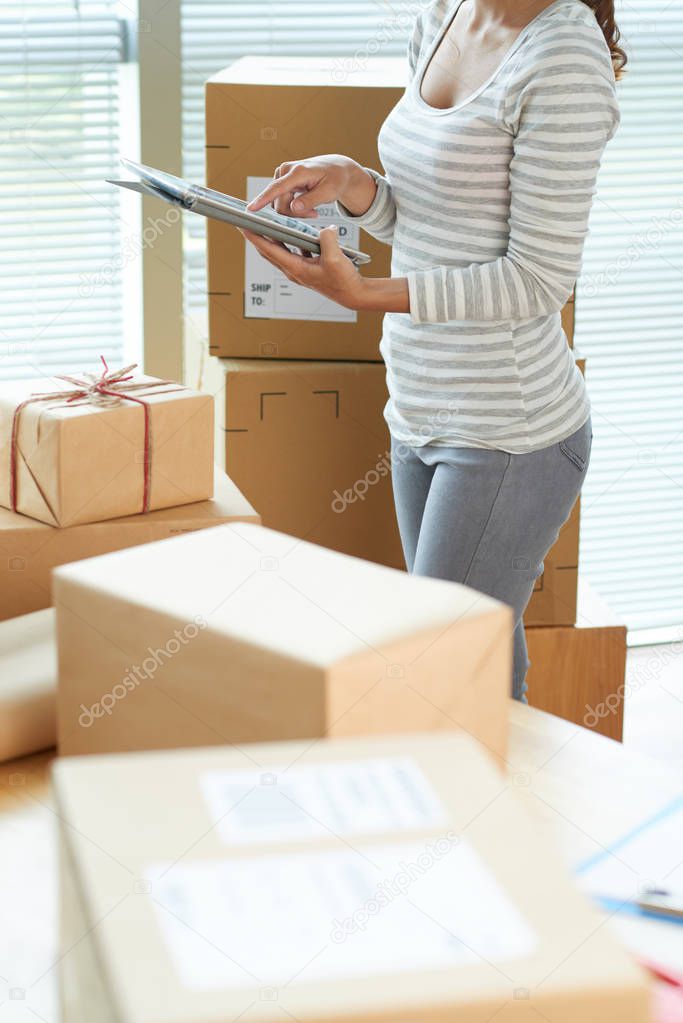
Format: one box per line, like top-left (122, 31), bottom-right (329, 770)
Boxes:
top-left (412, 0), bottom-right (571, 116)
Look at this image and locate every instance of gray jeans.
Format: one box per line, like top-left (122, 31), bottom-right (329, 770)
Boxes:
top-left (390, 417), bottom-right (593, 701)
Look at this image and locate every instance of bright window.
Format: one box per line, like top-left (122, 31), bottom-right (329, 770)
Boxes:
top-left (0, 1), bottom-right (133, 382)
top-left (576, 1), bottom-right (683, 636)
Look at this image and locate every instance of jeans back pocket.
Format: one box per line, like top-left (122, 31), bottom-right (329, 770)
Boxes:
top-left (559, 421), bottom-right (593, 471)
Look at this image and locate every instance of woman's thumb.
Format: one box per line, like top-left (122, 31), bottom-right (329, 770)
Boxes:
top-left (318, 225), bottom-right (341, 257)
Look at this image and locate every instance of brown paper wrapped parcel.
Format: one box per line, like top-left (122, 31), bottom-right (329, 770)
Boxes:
top-left (0, 364), bottom-right (214, 527)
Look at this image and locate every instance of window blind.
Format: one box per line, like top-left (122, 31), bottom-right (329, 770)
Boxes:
top-left (576, 0), bottom-right (683, 635)
top-left (180, 0), bottom-right (682, 634)
top-left (0, 1), bottom-right (127, 382)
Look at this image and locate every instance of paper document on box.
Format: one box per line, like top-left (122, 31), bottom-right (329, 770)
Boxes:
top-left (576, 794), bottom-right (683, 980)
top-left (578, 794), bottom-right (683, 903)
top-left (150, 839), bottom-right (537, 991)
top-left (245, 176), bottom-right (359, 322)
top-left (201, 757), bottom-right (447, 844)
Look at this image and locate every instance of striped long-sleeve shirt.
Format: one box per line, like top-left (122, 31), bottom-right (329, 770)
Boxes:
top-left (339, 0), bottom-right (620, 452)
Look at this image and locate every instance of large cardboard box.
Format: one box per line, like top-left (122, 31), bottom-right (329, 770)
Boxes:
top-left (0, 468), bottom-right (259, 622)
top-left (526, 580), bottom-right (628, 741)
top-left (206, 57), bottom-right (405, 361)
top-left (219, 358), bottom-right (585, 614)
top-left (1, 375), bottom-right (214, 526)
top-left (205, 55), bottom-right (576, 361)
top-left (220, 359), bottom-right (403, 569)
top-left (54, 522), bottom-right (512, 760)
top-left (54, 731), bottom-right (648, 1023)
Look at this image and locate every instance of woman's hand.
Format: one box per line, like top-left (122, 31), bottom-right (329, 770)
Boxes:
top-left (240, 225), bottom-right (367, 310)
top-left (246, 155), bottom-right (377, 219)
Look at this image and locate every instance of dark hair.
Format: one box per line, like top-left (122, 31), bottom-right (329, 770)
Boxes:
top-left (580, 0), bottom-right (627, 79)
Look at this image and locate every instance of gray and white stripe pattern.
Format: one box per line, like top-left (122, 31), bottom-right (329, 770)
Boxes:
top-left (340, 0), bottom-right (620, 452)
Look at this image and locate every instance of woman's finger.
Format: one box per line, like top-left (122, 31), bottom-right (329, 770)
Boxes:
top-left (246, 166), bottom-right (319, 212)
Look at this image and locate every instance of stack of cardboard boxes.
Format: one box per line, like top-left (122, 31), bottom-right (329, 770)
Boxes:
top-left (47, 525), bottom-right (644, 1023)
top-left (205, 57), bottom-right (406, 568)
top-left (0, 379), bottom-right (259, 623)
top-left (0, 470), bottom-right (258, 622)
top-left (49, 514), bottom-right (642, 1019)
top-left (0, 374), bottom-right (259, 758)
top-left (205, 58), bottom-right (626, 735)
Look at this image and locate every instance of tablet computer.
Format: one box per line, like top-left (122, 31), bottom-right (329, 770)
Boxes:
top-left (108, 158), bottom-right (372, 266)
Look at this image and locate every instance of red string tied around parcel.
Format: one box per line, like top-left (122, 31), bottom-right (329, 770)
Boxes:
top-left (9, 356), bottom-right (168, 515)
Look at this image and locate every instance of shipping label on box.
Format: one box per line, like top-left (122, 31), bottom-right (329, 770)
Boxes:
top-left (201, 757), bottom-right (447, 845)
top-left (149, 839), bottom-right (537, 990)
top-left (244, 177), bottom-right (359, 323)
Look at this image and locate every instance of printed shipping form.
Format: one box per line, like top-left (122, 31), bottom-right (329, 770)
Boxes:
top-left (245, 177), bottom-right (359, 322)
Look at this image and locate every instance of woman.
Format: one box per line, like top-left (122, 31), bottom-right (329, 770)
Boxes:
top-left (245, 0), bottom-right (625, 701)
